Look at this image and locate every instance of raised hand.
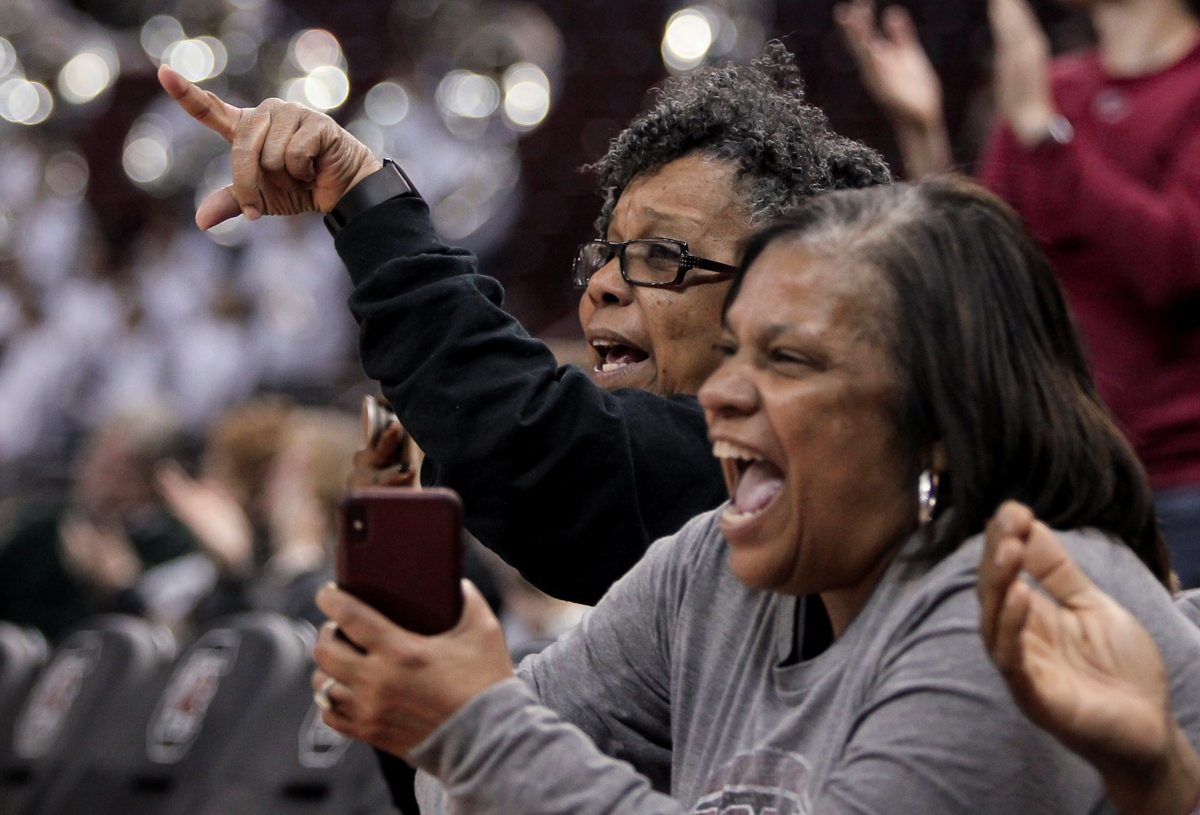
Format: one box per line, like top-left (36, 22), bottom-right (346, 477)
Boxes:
top-left (157, 64), bottom-right (381, 229)
top-left (58, 515), bottom-right (141, 595)
top-left (988, 0), bottom-right (1057, 146)
top-left (834, 0), bottom-right (943, 129)
top-left (979, 501), bottom-right (1200, 815)
top-left (833, 0), bottom-right (951, 177)
top-left (156, 461), bottom-right (255, 577)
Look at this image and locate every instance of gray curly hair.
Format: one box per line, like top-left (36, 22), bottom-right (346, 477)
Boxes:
top-left (588, 41), bottom-right (893, 234)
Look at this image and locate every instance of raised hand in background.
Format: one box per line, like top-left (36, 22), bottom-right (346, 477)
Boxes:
top-left (988, 0), bottom-right (1058, 146)
top-left (833, 0), bottom-right (951, 177)
top-left (157, 461), bottom-right (255, 577)
top-left (58, 515), bottom-right (141, 596)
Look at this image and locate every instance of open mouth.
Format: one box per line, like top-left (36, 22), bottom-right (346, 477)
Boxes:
top-left (713, 439), bottom-right (784, 525)
top-left (591, 340), bottom-right (650, 374)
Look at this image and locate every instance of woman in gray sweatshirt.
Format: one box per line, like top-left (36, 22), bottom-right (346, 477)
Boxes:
top-left (312, 177), bottom-right (1197, 815)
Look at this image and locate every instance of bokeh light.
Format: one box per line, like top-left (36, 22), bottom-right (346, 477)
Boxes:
top-left (436, 71), bottom-right (500, 120)
top-left (0, 79), bottom-right (52, 125)
top-left (198, 37), bottom-right (229, 78)
top-left (662, 8), bottom-right (713, 72)
top-left (123, 138), bottom-right (170, 184)
top-left (0, 38), bottom-right (17, 78)
top-left (123, 115), bottom-right (174, 187)
top-left (164, 39), bottom-right (217, 82)
top-left (141, 15), bottom-right (185, 61)
top-left (222, 30), bottom-right (258, 75)
top-left (502, 63), bottom-right (550, 130)
top-left (43, 152), bottom-right (89, 198)
top-left (364, 82), bottom-right (410, 126)
top-left (58, 51), bottom-right (116, 105)
top-left (303, 66), bottom-right (349, 111)
top-left (347, 119), bottom-right (384, 157)
top-left (290, 29), bottom-right (343, 72)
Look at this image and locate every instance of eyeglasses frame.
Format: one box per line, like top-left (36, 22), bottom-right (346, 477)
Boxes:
top-left (572, 238), bottom-right (739, 289)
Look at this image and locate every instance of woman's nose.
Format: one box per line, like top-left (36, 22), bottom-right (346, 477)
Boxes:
top-left (584, 257), bottom-right (634, 307)
top-left (699, 359), bottom-right (759, 419)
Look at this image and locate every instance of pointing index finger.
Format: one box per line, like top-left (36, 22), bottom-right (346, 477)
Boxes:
top-left (158, 64), bottom-right (242, 142)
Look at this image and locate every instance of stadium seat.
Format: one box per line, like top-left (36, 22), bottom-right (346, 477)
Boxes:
top-left (0, 624), bottom-right (48, 809)
top-left (30, 612), bottom-right (316, 815)
top-left (1, 616), bottom-right (174, 815)
top-left (195, 655), bottom-right (397, 815)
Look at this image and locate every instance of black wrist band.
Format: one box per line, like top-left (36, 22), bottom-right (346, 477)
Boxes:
top-left (324, 158), bottom-right (420, 237)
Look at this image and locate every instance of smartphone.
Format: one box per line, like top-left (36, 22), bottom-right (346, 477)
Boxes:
top-left (336, 488), bottom-right (464, 636)
top-left (361, 394), bottom-right (399, 449)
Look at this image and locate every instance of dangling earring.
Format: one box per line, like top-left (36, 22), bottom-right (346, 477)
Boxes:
top-left (918, 470), bottom-right (939, 525)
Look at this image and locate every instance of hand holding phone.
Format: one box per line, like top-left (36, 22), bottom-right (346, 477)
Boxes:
top-left (337, 488), bottom-right (464, 636)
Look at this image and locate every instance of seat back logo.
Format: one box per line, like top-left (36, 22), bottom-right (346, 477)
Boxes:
top-left (13, 632), bottom-right (102, 760)
top-left (147, 629), bottom-right (239, 764)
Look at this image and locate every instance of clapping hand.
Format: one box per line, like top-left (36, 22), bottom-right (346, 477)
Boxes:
top-left (59, 515), bottom-right (141, 595)
top-left (978, 501), bottom-right (1200, 815)
top-left (157, 64), bottom-right (381, 229)
top-left (833, 0), bottom-right (951, 177)
top-left (833, 0), bottom-right (944, 131)
top-left (157, 461), bottom-right (255, 576)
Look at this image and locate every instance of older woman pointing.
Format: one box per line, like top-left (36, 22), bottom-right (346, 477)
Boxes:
top-left (311, 177), bottom-right (1200, 815)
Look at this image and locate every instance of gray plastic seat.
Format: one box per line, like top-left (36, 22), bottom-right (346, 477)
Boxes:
top-left (32, 612), bottom-right (315, 815)
top-left (0, 623), bottom-right (47, 806)
top-left (196, 654), bottom-right (397, 815)
top-left (1, 616), bottom-right (174, 815)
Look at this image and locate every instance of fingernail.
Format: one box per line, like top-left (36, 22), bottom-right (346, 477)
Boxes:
top-left (244, 205), bottom-right (261, 221)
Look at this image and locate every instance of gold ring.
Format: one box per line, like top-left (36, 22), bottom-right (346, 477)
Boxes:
top-left (314, 677), bottom-right (337, 712)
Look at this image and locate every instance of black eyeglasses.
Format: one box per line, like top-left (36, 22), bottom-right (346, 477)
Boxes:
top-left (571, 238), bottom-right (738, 289)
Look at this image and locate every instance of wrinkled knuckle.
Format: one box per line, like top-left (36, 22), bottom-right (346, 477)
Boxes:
top-left (390, 642), bottom-right (429, 672)
top-left (285, 140), bottom-right (313, 161)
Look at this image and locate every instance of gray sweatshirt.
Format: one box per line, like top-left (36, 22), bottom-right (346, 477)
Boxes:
top-left (411, 508), bottom-right (1200, 815)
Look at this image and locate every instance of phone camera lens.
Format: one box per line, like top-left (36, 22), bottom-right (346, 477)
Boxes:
top-left (347, 505), bottom-right (368, 543)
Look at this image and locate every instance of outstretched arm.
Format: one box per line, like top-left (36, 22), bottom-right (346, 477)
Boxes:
top-left (833, 0), bottom-right (952, 178)
top-left (978, 501), bottom-right (1200, 815)
top-left (159, 68), bottom-right (726, 605)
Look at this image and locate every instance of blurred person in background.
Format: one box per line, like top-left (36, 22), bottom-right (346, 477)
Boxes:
top-left (255, 407), bottom-right (363, 626)
top-left (0, 406), bottom-right (197, 640)
top-left (160, 43), bottom-right (893, 608)
top-left (156, 396), bottom-right (291, 627)
top-left (835, 0), bottom-right (1200, 584)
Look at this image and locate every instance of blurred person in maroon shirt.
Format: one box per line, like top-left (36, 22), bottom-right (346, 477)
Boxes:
top-left (837, 0), bottom-right (1200, 585)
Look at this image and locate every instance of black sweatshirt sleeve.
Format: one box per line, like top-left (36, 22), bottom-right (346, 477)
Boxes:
top-left (337, 196), bottom-right (727, 604)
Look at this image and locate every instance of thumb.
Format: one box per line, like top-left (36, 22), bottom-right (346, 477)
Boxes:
top-left (1020, 520), bottom-right (1101, 608)
top-left (458, 579), bottom-right (494, 624)
top-left (196, 185), bottom-right (244, 230)
top-left (881, 5), bottom-right (920, 48)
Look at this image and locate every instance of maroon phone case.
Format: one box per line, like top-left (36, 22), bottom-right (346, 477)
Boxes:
top-left (336, 488), bottom-right (464, 636)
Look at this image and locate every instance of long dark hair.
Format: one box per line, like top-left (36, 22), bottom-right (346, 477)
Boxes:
top-left (730, 176), bottom-right (1169, 584)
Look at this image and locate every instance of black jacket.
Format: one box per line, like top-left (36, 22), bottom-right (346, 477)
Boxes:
top-left (337, 194), bottom-right (727, 605)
